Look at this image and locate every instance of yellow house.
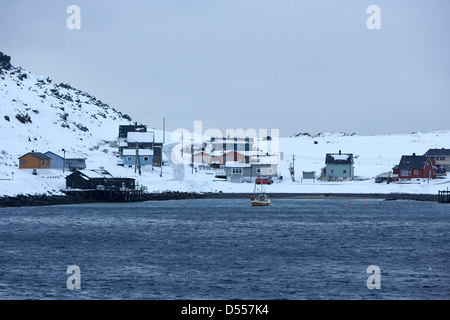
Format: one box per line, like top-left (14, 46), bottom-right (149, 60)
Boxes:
top-left (18, 152), bottom-right (51, 169)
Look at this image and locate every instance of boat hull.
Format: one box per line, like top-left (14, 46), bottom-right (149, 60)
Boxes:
top-left (251, 200), bottom-right (271, 206)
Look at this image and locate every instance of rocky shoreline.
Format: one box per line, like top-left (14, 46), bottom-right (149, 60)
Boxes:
top-left (0, 191), bottom-right (439, 208)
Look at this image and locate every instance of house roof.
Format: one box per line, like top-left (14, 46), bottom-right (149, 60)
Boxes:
top-left (225, 162), bottom-right (275, 168)
top-left (424, 148), bottom-right (450, 156)
top-left (127, 132), bottom-right (154, 143)
top-left (225, 162), bottom-right (252, 168)
top-left (18, 152), bottom-right (51, 160)
top-left (122, 149), bottom-right (154, 156)
top-left (118, 125), bottom-right (147, 138)
top-left (44, 151), bottom-right (86, 160)
top-left (77, 169), bottom-right (114, 179)
top-left (325, 152), bottom-right (353, 164)
top-left (252, 163), bottom-right (277, 167)
top-left (398, 155), bottom-right (429, 170)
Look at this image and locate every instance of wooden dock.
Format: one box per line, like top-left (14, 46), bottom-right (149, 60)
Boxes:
top-left (438, 189), bottom-right (450, 203)
top-left (62, 189), bottom-right (145, 202)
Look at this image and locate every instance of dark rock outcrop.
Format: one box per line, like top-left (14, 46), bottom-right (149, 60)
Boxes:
top-left (0, 52), bottom-right (12, 70)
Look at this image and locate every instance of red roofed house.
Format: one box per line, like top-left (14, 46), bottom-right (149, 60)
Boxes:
top-left (393, 153), bottom-right (436, 180)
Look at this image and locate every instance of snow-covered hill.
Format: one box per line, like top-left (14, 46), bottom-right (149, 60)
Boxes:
top-left (1, 52), bottom-right (449, 197)
top-left (0, 51), bottom-right (135, 195)
top-left (0, 52), bottom-right (135, 156)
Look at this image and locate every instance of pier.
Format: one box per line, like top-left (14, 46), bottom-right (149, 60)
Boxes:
top-left (438, 189), bottom-right (450, 203)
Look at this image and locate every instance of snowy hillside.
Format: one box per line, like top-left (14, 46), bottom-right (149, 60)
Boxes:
top-left (0, 52), bottom-right (134, 194)
top-left (1, 52), bottom-right (449, 197)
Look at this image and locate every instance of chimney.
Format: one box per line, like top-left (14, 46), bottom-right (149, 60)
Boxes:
top-left (339, 150), bottom-right (342, 155)
top-left (413, 153), bottom-right (416, 156)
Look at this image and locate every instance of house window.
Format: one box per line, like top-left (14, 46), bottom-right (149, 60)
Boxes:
top-left (21, 159), bottom-right (26, 165)
top-left (46, 160), bottom-right (49, 165)
top-left (401, 170), bottom-right (409, 176)
top-left (343, 169), bottom-right (347, 174)
top-left (127, 156), bottom-right (132, 161)
top-left (232, 168), bottom-right (242, 174)
top-left (330, 169), bottom-right (334, 173)
top-left (143, 156), bottom-right (149, 161)
top-left (42, 160), bottom-right (45, 165)
top-left (268, 168), bottom-right (273, 174)
top-left (256, 168), bottom-right (261, 174)
top-left (414, 170), bottom-right (419, 175)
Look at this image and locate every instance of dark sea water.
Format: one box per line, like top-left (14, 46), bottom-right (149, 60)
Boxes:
top-left (0, 198), bottom-right (449, 300)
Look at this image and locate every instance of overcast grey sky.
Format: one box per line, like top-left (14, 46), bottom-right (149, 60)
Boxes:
top-left (1, 0), bottom-right (449, 137)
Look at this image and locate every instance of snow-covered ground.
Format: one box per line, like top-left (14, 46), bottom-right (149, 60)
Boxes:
top-left (1, 53), bottom-right (449, 197)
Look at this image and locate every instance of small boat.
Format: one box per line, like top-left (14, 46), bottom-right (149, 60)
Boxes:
top-left (251, 193), bottom-right (271, 206)
top-left (250, 178), bottom-right (271, 206)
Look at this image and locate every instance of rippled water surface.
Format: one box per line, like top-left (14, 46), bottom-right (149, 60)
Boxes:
top-left (0, 198), bottom-right (449, 299)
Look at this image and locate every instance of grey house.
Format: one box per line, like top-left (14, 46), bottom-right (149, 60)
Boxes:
top-left (44, 151), bottom-right (86, 171)
top-left (323, 150), bottom-right (354, 181)
top-left (225, 163), bottom-right (278, 183)
top-left (424, 148), bottom-right (450, 170)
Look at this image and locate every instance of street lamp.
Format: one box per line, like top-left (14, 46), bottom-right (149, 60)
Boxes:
top-left (62, 148), bottom-right (66, 173)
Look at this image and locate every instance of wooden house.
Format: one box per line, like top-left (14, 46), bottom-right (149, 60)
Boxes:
top-left (323, 150), bottom-right (354, 181)
top-left (44, 151), bottom-right (86, 171)
top-left (210, 137), bottom-right (254, 164)
top-left (65, 169), bottom-right (135, 190)
top-left (394, 153), bottom-right (436, 180)
top-left (18, 152), bottom-right (51, 169)
top-left (122, 149), bottom-right (154, 167)
top-left (118, 126), bottom-right (163, 167)
top-left (118, 124), bottom-right (147, 156)
top-left (127, 132), bottom-right (155, 149)
top-left (225, 162), bottom-right (278, 183)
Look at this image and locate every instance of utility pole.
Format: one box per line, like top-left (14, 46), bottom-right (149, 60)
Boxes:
top-left (161, 117), bottom-right (165, 178)
top-left (62, 148), bottom-right (66, 173)
top-left (135, 143), bottom-right (141, 175)
top-left (163, 117), bottom-right (165, 145)
top-left (290, 154), bottom-right (296, 182)
top-left (293, 154), bottom-right (295, 181)
top-left (160, 145), bottom-right (163, 178)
